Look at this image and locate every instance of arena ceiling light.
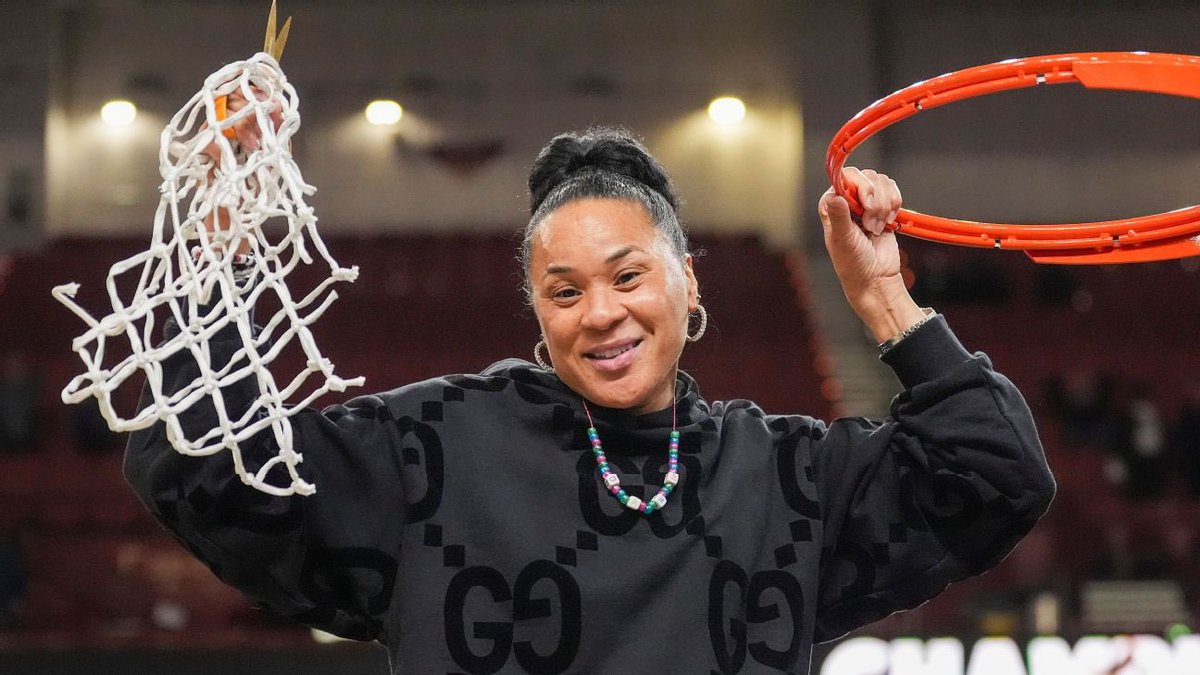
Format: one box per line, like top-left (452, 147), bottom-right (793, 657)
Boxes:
top-left (707, 96), bottom-right (746, 126)
top-left (365, 99), bottom-right (403, 126)
top-left (100, 100), bottom-right (138, 127)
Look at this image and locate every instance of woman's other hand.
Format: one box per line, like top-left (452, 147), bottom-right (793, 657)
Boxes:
top-left (197, 86), bottom-right (283, 255)
top-left (818, 167), bottom-right (925, 343)
top-left (203, 85), bottom-right (284, 162)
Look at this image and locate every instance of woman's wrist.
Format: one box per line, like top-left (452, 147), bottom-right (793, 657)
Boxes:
top-left (848, 275), bottom-right (927, 343)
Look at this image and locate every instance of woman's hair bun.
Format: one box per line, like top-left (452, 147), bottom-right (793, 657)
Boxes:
top-left (528, 127), bottom-right (678, 215)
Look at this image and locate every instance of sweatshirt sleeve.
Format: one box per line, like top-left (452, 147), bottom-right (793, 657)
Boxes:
top-left (810, 315), bottom-right (1056, 642)
top-left (124, 317), bottom-right (409, 642)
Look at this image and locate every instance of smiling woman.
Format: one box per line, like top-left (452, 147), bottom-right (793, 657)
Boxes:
top-left (529, 195), bottom-right (697, 414)
top-left (124, 124), bottom-right (1056, 674)
top-left (520, 130), bottom-right (702, 417)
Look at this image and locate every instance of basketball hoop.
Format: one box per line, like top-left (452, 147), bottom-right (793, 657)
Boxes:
top-left (826, 52), bottom-right (1200, 264)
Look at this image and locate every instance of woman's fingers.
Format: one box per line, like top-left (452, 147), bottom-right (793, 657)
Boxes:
top-left (207, 86), bottom-right (284, 156)
top-left (223, 92), bottom-right (261, 152)
top-left (841, 167), bottom-right (876, 234)
top-left (841, 167), bottom-right (902, 236)
top-left (880, 173), bottom-right (902, 230)
top-left (865, 170), bottom-right (901, 235)
top-left (861, 169), bottom-right (886, 235)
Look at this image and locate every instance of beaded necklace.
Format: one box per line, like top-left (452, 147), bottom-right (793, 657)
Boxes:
top-left (583, 399), bottom-right (680, 514)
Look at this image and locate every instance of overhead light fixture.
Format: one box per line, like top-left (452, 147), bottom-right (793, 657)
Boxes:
top-left (101, 100), bottom-right (138, 127)
top-left (707, 96), bottom-right (746, 126)
top-left (365, 100), bottom-right (403, 126)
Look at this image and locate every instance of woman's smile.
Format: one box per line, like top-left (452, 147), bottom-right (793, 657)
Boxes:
top-left (583, 338), bottom-right (643, 372)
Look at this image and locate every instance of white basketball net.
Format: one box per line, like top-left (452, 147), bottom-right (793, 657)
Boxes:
top-left (52, 52), bottom-right (363, 496)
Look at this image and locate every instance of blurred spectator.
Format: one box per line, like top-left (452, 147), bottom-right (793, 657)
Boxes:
top-left (910, 250), bottom-right (1012, 306)
top-left (1169, 384), bottom-right (1200, 497)
top-left (1163, 522), bottom-right (1200, 614)
top-left (910, 250), bottom-right (953, 305)
top-left (1033, 264), bottom-right (1078, 307)
top-left (1045, 370), bottom-right (1115, 447)
top-left (1107, 382), bottom-right (1167, 500)
top-left (0, 351), bottom-right (40, 453)
top-left (0, 523), bottom-right (27, 630)
top-left (1088, 521), bottom-right (1169, 580)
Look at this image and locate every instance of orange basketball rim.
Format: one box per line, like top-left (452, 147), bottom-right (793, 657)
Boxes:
top-left (826, 52), bottom-right (1200, 264)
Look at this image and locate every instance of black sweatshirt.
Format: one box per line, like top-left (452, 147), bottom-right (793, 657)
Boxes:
top-left (125, 315), bottom-right (1055, 674)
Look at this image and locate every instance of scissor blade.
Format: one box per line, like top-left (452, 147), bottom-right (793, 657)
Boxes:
top-left (273, 16), bottom-right (292, 61)
top-left (264, 0), bottom-right (278, 55)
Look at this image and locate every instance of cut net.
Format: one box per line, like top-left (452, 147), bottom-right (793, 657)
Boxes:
top-left (52, 52), bottom-right (363, 496)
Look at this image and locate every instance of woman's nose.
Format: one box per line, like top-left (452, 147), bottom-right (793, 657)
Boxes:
top-left (581, 289), bottom-right (628, 331)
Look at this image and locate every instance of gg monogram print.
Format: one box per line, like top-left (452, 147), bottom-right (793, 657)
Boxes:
top-left (126, 314), bottom-right (1054, 673)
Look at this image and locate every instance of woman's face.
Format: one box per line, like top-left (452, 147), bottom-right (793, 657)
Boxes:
top-left (530, 197), bottom-right (698, 414)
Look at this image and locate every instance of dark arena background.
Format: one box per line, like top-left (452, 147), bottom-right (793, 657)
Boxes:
top-left (1, 1), bottom-right (1199, 673)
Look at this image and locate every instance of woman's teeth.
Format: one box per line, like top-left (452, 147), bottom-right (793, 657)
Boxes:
top-left (591, 342), bottom-right (636, 359)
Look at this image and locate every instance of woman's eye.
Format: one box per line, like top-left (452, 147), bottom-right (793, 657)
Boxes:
top-left (617, 271), bottom-right (641, 285)
top-left (553, 287), bottom-right (579, 300)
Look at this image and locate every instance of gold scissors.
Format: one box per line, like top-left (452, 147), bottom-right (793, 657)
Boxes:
top-left (262, 0), bottom-right (292, 61)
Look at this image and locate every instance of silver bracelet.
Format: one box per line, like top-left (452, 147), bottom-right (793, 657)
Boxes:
top-left (878, 307), bottom-right (937, 356)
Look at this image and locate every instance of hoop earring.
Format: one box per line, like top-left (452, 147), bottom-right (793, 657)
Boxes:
top-left (534, 338), bottom-right (554, 372)
top-left (685, 304), bottom-right (708, 343)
